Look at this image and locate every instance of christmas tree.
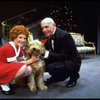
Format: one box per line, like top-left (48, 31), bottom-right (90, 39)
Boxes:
top-left (48, 1), bottom-right (77, 32)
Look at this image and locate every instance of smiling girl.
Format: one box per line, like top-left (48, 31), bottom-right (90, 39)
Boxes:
top-left (0, 25), bottom-right (38, 95)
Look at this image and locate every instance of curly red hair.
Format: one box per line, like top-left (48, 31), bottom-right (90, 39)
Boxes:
top-left (9, 25), bottom-right (30, 41)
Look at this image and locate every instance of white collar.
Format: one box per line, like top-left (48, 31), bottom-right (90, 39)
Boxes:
top-left (52, 27), bottom-right (56, 35)
top-left (9, 41), bottom-right (20, 57)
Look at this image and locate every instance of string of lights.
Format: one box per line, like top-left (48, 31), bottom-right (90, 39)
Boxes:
top-left (49, 2), bottom-right (77, 32)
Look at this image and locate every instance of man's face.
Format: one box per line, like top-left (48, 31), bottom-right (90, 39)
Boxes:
top-left (41, 23), bottom-right (55, 38)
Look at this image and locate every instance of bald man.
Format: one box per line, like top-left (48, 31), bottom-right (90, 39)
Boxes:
top-left (40, 17), bottom-right (82, 88)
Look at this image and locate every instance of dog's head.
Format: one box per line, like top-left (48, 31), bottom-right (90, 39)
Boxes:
top-left (26, 39), bottom-right (46, 58)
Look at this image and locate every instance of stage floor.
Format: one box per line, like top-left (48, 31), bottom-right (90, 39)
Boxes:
top-left (0, 54), bottom-right (100, 99)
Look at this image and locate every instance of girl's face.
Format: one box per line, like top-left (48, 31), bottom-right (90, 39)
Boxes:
top-left (14, 34), bottom-right (27, 47)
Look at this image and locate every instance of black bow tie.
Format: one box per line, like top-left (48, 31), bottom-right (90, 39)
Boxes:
top-left (47, 35), bottom-right (54, 50)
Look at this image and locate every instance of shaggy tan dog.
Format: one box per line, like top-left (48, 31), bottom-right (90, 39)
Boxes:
top-left (26, 40), bottom-right (48, 92)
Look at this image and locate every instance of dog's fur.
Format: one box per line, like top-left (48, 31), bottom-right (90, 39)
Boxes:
top-left (26, 40), bottom-right (48, 92)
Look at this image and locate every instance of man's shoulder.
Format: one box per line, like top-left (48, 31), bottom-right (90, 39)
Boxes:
top-left (57, 28), bottom-right (68, 34)
top-left (56, 28), bottom-right (69, 38)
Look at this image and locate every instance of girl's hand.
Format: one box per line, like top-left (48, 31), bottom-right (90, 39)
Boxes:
top-left (19, 55), bottom-right (40, 65)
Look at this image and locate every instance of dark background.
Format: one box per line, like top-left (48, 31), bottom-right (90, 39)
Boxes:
top-left (0, 0), bottom-right (99, 53)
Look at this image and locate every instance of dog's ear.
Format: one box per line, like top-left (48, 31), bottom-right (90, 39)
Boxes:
top-left (26, 48), bottom-right (31, 58)
top-left (26, 45), bottom-right (33, 57)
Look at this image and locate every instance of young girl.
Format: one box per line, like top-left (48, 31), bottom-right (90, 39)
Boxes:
top-left (0, 25), bottom-right (38, 95)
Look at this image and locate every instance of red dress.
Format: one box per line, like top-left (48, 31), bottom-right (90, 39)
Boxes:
top-left (0, 41), bottom-right (25, 84)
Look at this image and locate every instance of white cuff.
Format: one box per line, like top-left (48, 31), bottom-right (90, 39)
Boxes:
top-left (44, 51), bottom-right (49, 58)
top-left (7, 56), bottom-right (17, 62)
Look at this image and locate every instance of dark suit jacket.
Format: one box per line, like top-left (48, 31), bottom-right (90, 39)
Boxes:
top-left (45, 28), bottom-right (81, 72)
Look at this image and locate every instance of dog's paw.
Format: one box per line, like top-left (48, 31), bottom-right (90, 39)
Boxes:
top-left (27, 83), bottom-right (37, 92)
top-left (38, 85), bottom-right (48, 90)
top-left (29, 86), bottom-right (37, 92)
